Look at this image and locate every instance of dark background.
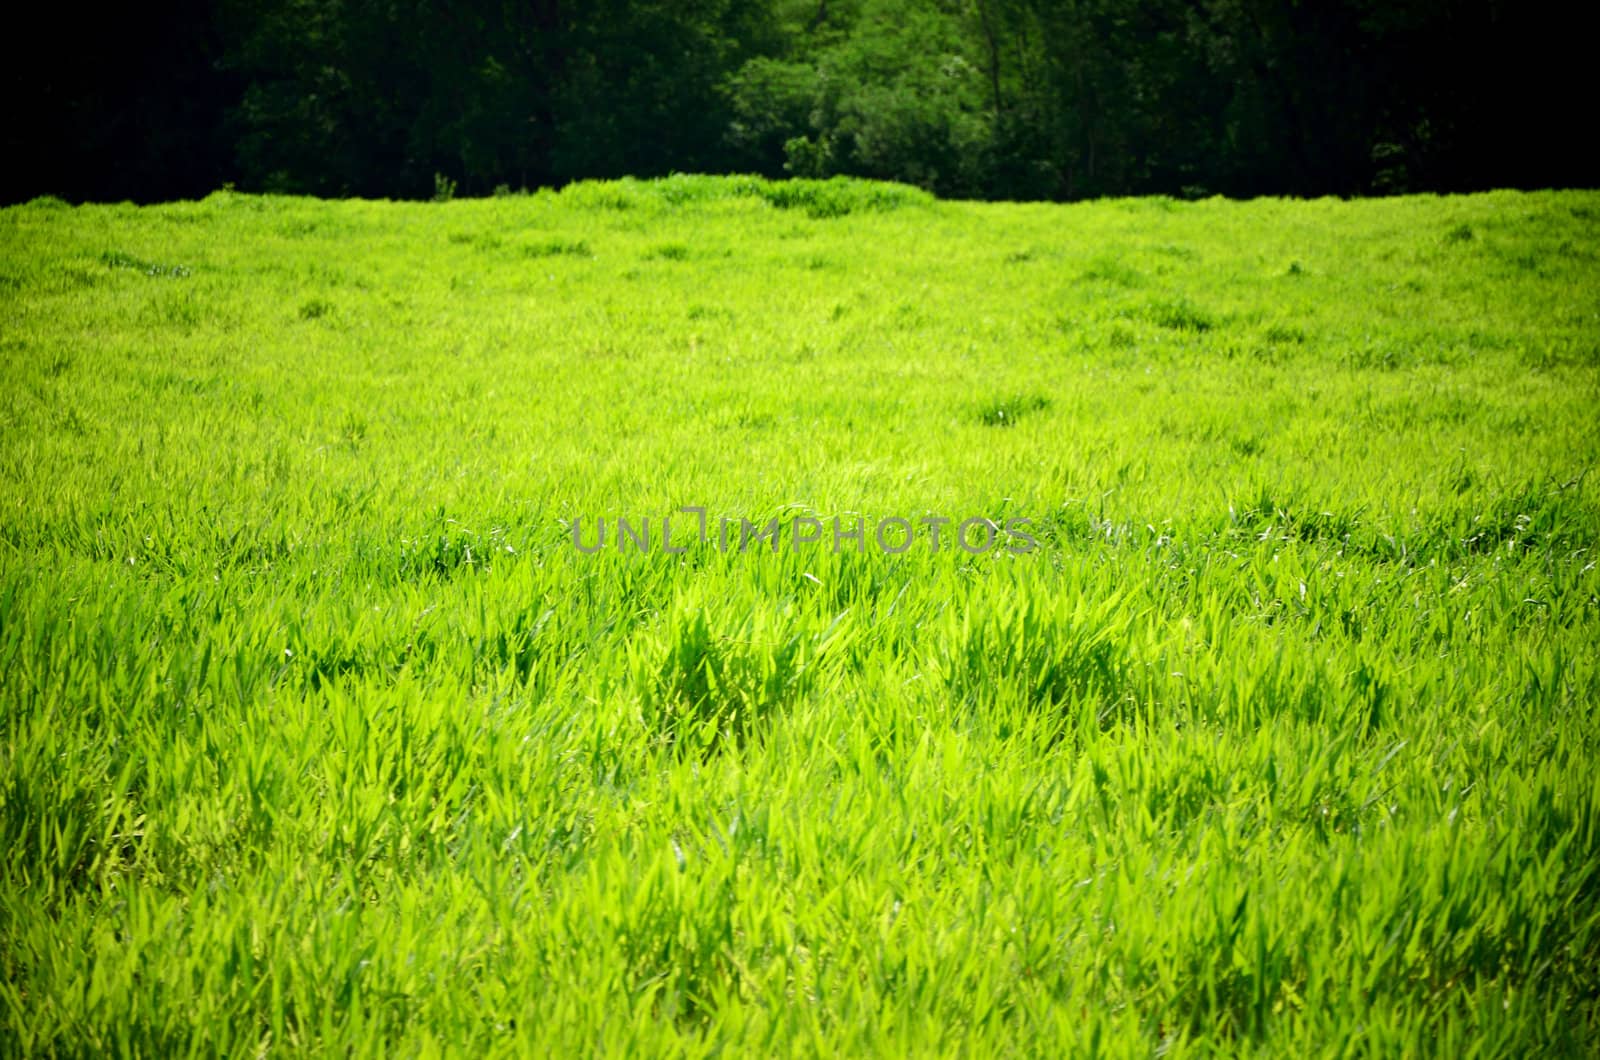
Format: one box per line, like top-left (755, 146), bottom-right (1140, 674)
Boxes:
top-left (3, 0), bottom-right (1591, 205)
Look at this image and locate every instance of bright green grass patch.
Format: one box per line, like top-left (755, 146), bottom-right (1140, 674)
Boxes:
top-left (2, 176), bottom-right (1599, 1055)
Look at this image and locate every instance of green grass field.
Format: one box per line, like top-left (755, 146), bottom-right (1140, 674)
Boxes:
top-left (3, 176), bottom-right (1598, 1055)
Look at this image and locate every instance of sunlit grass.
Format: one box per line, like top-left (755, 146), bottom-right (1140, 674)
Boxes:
top-left (2, 176), bottom-right (1598, 1054)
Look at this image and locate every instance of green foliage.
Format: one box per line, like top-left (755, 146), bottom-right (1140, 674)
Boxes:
top-left (6, 0), bottom-right (1592, 205)
top-left (548, 172), bottom-right (932, 218)
top-left (757, 175), bottom-right (933, 217)
top-left (2, 180), bottom-right (1599, 1053)
top-left (220, 0), bottom-right (783, 199)
top-left (724, 0), bottom-right (993, 195)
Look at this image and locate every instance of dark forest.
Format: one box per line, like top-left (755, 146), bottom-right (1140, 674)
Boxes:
top-left (4, 0), bottom-right (1591, 204)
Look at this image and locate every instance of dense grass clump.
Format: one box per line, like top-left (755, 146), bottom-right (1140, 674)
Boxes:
top-left (2, 175), bottom-right (1598, 1054)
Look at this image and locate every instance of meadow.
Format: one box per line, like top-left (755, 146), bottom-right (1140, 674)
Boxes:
top-left (2, 175), bottom-right (1598, 1055)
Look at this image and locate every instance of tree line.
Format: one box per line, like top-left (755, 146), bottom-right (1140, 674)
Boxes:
top-left (4, 0), bottom-right (1589, 205)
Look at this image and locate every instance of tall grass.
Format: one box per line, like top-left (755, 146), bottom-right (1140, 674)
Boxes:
top-left (2, 176), bottom-right (1598, 1054)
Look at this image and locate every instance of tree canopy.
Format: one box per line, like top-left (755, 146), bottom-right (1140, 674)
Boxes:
top-left (4, 0), bottom-right (1590, 204)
